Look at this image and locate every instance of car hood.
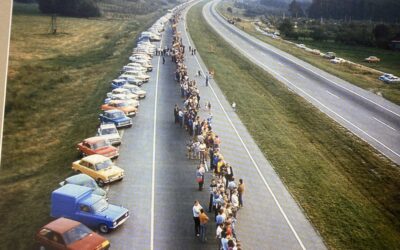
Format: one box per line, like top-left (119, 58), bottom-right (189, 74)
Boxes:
top-left (100, 134), bottom-right (120, 141)
top-left (97, 203), bottom-right (129, 221)
top-left (121, 106), bottom-right (137, 113)
top-left (112, 116), bottom-right (131, 123)
top-left (68, 233), bottom-right (108, 250)
top-left (98, 166), bottom-right (124, 178)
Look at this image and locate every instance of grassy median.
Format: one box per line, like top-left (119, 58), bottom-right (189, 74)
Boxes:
top-left (0, 3), bottom-right (163, 248)
top-left (188, 2), bottom-right (400, 249)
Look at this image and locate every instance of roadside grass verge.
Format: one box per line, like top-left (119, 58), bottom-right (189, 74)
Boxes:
top-left (188, 2), bottom-right (400, 249)
top-left (0, 3), bottom-right (161, 249)
top-left (216, 2), bottom-right (400, 106)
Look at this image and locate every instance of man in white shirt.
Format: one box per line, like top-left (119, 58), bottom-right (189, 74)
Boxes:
top-left (192, 200), bottom-right (202, 237)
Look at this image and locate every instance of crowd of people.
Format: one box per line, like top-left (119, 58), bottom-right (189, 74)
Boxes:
top-left (169, 11), bottom-right (245, 250)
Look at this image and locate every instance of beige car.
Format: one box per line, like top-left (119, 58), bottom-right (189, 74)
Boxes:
top-left (365, 56), bottom-right (380, 63)
top-left (72, 154), bottom-right (124, 186)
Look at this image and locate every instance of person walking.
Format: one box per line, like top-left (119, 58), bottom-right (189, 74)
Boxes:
top-left (162, 56), bottom-right (165, 64)
top-left (199, 209), bottom-right (209, 242)
top-left (196, 164), bottom-right (205, 191)
top-left (192, 200), bottom-right (202, 237)
top-left (174, 104), bottom-right (179, 124)
top-left (232, 102), bottom-right (236, 111)
top-left (238, 179), bottom-right (245, 207)
top-left (205, 75), bottom-right (209, 86)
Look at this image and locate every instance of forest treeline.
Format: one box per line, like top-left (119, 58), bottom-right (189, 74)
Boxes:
top-left (307, 0), bottom-right (399, 22)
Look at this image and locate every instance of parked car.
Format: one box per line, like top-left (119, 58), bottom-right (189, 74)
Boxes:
top-left (97, 123), bottom-right (121, 146)
top-left (365, 56), bottom-right (380, 63)
top-left (104, 94), bottom-right (139, 108)
top-left (130, 58), bottom-right (153, 71)
top-left (77, 137), bottom-right (119, 159)
top-left (295, 44), bottom-right (306, 49)
top-left (323, 52), bottom-right (336, 59)
top-left (122, 65), bottom-right (147, 73)
top-left (123, 71), bottom-right (150, 83)
top-left (101, 100), bottom-right (137, 117)
top-left (35, 217), bottom-right (110, 250)
top-left (72, 154), bottom-right (125, 186)
top-left (51, 184), bottom-right (129, 233)
top-left (111, 79), bottom-right (128, 89)
top-left (330, 58), bottom-right (345, 64)
top-left (122, 84), bottom-right (146, 98)
top-left (107, 88), bottom-right (139, 100)
top-left (118, 74), bottom-right (143, 86)
top-left (379, 73), bottom-right (400, 83)
top-left (60, 174), bottom-right (107, 198)
top-left (99, 110), bottom-right (133, 129)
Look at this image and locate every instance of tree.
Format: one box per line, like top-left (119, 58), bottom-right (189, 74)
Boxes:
top-left (279, 19), bottom-right (294, 38)
top-left (373, 24), bottom-right (391, 48)
top-left (288, 0), bottom-right (304, 18)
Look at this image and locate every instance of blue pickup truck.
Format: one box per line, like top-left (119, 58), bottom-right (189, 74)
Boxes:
top-left (51, 184), bottom-right (129, 233)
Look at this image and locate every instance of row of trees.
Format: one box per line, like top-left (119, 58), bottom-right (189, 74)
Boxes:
top-left (307, 0), bottom-right (400, 22)
top-left (279, 20), bottom-right (399, 49)
top-left (37, 0), bottom-right (101, 17)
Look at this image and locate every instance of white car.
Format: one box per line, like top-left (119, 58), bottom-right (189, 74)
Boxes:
top-left (123, 84), bottom-right (146, 98)
top-left (122, 65), bottom-right (147, 73)
top-left (106, 94), bottom-right (139, 108)
top-left (330, 58), bottom-right (345, 64)
top-left (379, 73), bottom-right (400, 83)
top-left (296, 44), bottom-right (307, 49)
top-left (119, 74), bottom-right (144, 86)
top-left (98, 124), bottom-right (121, 146)
top-left (107, 88), bottom-right (139, 100)
top-left (123, 70), bottom-right (150, 83)
top-left (129, 54), bottom-right (152, 62)
top-left (130, 59), bottom-right (153, 71)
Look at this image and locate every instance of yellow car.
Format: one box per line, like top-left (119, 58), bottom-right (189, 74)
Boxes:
top-left (72, 154), bottom-right (124, 187)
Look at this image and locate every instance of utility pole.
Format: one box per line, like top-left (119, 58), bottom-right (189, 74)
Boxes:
top-left (0, 0), bottom-right (13, 166)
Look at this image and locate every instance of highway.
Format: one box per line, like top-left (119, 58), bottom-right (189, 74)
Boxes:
top-left (203, 0), bottom-right (400, 165)
top-left (105, 1), bottom-right (326, 249)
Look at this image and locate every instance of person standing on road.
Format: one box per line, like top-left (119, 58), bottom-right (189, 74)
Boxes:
top-left (196, 164), bottom-right (205, 191)
top-left (162, 56), bottom-right (165, 64)
top-left (205, 75), bottom-right (209, 86)
top-left (238, 179), bottom-right (245, 207)
top-left (232, 102), bottom-right (236, 111)
top-left (174, 104), bottom-right (179, 124)
top-left (208, 179), bottom-right (217, 212)
top-left (199, 209), bottom-right (209, 242)
top-left (193, 200), bottom-right (202, 237)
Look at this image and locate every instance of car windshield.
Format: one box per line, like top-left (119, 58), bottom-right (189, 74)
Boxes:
top-left (117, 102), bottom-right (129, 107)
top-left (92, 140), bottom-right (109, 150)
top-left (62, 224), bottom-right (92, 245)
top-left (111, 112), bottom-right (124, 119)
top-left (91, 198), bottom-right (109, 212)
top-left (102, 128), bottom-right (118, 135)
top-left (95, 159), bottom-right (113, 170)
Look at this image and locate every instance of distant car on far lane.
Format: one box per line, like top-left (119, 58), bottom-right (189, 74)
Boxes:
top-left (35, 217), bottom-right (110, 250)
top-left (364, 56), bottom-right (380, 63)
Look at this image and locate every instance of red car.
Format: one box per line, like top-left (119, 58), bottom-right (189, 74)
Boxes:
top-left (77, 137), bottom-right (119, 159)
top-left (35, 217), bottom-right (110, 250)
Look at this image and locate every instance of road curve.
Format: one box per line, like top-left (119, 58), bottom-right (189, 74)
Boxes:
top-left (203, 0), bottom-right (400, 165)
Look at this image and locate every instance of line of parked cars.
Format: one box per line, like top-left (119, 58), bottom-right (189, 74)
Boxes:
top-left (33, 11), bottom-right (173, 250)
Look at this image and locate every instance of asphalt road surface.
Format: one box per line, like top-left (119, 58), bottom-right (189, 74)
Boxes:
top-left (105, 2), bottom-right (327, 249)
top-left (203, 0), bottom-right (400, 165)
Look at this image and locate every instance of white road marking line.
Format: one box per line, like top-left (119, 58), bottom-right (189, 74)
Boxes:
top-left (373, 117), bottom-right (397, 131)
top-left (150, 31), bottom-right (164, 250)
top-left (277, 62), bottom-right (284, 66)
top-left (184, 5), bottom-right (307, 250)
top-left (326, 90), bottom-right (340, 99)
top-left (211, 3), bottom-right (400, 119)
top-left (297, 73), bottom-right (306, 79)
top-left (206, 1), bottom-right (400, 161)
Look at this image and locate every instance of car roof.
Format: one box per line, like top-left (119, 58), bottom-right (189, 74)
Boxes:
top-left (107, 100), bottom-right (125, 104)
top-left (82, 154), bottom-right (108, 164)
top-left (84, 136), bottom-right (106, 144)
top-left (66, 174), bottom-right (95, 184)
top-left (43, 217), bottom-right (81, 234)
top-left (100, 123), bottom-right (117, 129)
top-left (112, 79), bottom-right (126, 83)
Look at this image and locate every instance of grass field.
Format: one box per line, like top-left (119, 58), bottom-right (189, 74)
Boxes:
top-left (217, 2), bottom-right (400, 106)
top-left (0, 3), bottom-right (163, 249)
top-left (188, 2), bottom-right (400, 249)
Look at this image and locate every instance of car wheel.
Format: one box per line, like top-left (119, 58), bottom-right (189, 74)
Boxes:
top-left (99, 224), bottom-right (109, 234)
top-left (97, 179), bottom-right (105, 187)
